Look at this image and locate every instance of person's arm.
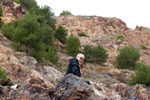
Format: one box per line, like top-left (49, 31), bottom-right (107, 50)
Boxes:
top-left (71, 63), bottom-right (81, 77)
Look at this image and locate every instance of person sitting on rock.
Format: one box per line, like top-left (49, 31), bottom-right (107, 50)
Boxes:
top-left (65, 53), bottom-right (91, 85)
top-left (65, 53), bottom-right (84, 77)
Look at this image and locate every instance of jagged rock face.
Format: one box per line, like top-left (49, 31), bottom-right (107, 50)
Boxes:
top-left (0, 0), bottom-right (25, 23)
top-left (53, 74), bottom-right (102, 100)
top-left (135, 26), bottom-right (150, 32)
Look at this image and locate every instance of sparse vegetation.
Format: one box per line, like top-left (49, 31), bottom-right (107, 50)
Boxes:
top-left (0, 6), bottom-right (3, 28)
top-left (85, 69), bottom-right (118, 88)
top-left (66, 34), bottom-right (81, 56)
top-left (57, 63), bottom-right (62, 69)
top-left (130, 63), bottom-right (150, 86)
top-left (78, 32), bottom-right (89, 37)
top-left (117, 35), bottom-right (124, 39)
top-left (60, 10), bottom-right (72, 16)
top-left (116, 46), bottom-right (140, 69)
top-left (83, 45), bottom-right (108, 64)
top-left (0, 66), bottom-right (7, 80)
top-left (141, 45), bottom-right (147, 50)
top-left (55, 25), bottom-right (67, 43)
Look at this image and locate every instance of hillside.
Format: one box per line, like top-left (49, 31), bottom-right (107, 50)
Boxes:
top-left (55, 15), bottom-right (150, 67)
top-left (0, 0), bottom-right (150, 99)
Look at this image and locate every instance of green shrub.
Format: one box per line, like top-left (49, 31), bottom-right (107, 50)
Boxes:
top-left (1, 23), bottom-right (16, 39)
top-left (0, 6), bottom-right (3, 28)
top-left (130, 63), bottom-right (150, 86)
top-left (78, 32), bottom-right (89, 37)
top-left (141, 45), bottom-right (147, 50)
top-left (84, 45), bottom-right (108, 64)
top-left (91, 45), bottom-right (108, 63)
top-left (60, 10), bottom-right (72, 16)
top-left (29, 5), bottom-right (56, 30)
top-left (19, 0), bottom-right (38, 10)
top-left (117, 35), bottom-right (124, 39)
top-left (0, 18), bottom-right (3, 28)
top-left (83, 45), bottom-right (93, 62)
top-left (116, 46), bottom-right (140, 69)
top-left (66, 34), bottom-right (81, 56)
top-left (55, 25), bottom-right (67, 43)
top-left (1, 2), bottom-right (58, 64)
top-left (45, 47), bottom-right (59, 64)
top-left (0, 6), bottom-right (3, 16)
top-left (2, 13), bottom-right (58, 64)
top-left (37, 5), bottom-right (56, 30)
top-left (10, 42), bottom-right (27, 52)
top-left (0, 66), bottom-right (7, 80)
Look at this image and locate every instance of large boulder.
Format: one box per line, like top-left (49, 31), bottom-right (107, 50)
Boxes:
top-left (53, 74), bottom-right (102, 100)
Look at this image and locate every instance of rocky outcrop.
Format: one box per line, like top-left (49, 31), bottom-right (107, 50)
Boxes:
top-left (53, 74), bottom-right (102, 100)
top-left (0, 0), bottom-right (26, 23)
top-left (135, 26), bottom-right (150, 33)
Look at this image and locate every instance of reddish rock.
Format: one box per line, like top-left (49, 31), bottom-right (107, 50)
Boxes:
top-left (29, 77), bottom-right (47, 88)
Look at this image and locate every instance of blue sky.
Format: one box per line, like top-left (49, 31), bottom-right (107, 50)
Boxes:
top-left (35, 0), bottom-right (150, 29)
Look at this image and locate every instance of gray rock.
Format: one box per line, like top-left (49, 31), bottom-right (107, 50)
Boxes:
top-left (53, 74), bottom-right (101, 100)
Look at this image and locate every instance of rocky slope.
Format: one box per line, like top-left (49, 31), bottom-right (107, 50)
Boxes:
top-left (0, 32), bottom-right (64, 99)
top-left (0, 0), bottom-right (150, 99)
